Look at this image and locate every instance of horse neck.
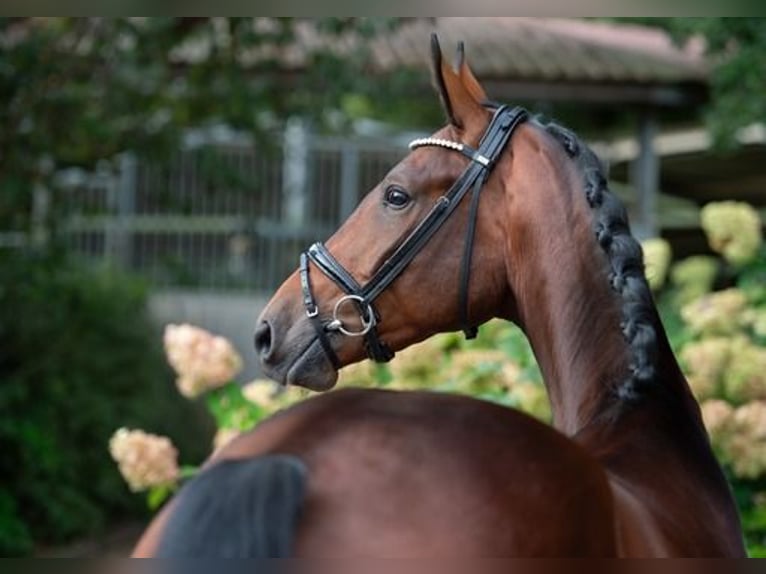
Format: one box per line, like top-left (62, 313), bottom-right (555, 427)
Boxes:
top-left (494, 126), bottom-right (743, 544)
top-left (501, 125), bottom-right (698, 440)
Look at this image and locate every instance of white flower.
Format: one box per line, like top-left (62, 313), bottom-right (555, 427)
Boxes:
top-left (726, 402), bottom-right (766, 479)
top-left (241, 379), bottom-right (278, 408)
top-left (164, 324), bottom-right (243, 398)
top-left (641, 238), bottom-right (672, 291)
top-left (670, 255), bottom-right (719, 305)
top-left (744, 308), bottom-right (766, 338)
top-left (109, 428), bottom-right (179, 492)
top-left (680, 337), bottom-right (731, 399)
top-left (701, 201), bottom-right (762, 266)
top-left (700, 399), bottom-right (734, 442)
top-left (723, 342), bottom-right (766, 403)
top-left (680, 289), bottom-right (748, 336)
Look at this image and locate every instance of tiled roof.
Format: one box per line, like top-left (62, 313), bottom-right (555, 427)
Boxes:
top-left (367, 18), bottom-right (707, 84)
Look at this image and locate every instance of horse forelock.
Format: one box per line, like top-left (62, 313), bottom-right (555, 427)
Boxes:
top-left (540, 120), bottom-right (660, 403)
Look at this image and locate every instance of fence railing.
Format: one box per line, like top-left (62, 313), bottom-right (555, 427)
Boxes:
top-left (60, 126), bottom-right (409, 293)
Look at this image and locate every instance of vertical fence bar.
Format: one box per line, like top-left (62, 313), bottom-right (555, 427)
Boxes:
top-left (105, 153), bottom-right (137, 268)
top-left (631, 109), bottom-right (659, 240)
top-left (339, 143), bottom-right (360, 221)
top-left (282, 117), bottom-right (310, 227)
top-left (30, 182), bottom-right (50, 249)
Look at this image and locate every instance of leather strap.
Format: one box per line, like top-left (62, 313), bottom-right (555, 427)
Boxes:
top-left (459, 176), bottom-right (485, 339)
top-left (307, 243), bottom-right (365, 300)
top-left (299, 252), bottom-right (341, 369)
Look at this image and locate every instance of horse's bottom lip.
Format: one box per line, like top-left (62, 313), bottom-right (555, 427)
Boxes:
top-left (284, 337), bottom-right (339, 392)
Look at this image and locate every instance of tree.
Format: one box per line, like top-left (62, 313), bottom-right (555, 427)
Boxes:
top-left (0, 17), bottom-right (407, 235)
top-left (679, 18), bottom-right (766, 144)
top-left (626, 18), bottom-right (766, 145)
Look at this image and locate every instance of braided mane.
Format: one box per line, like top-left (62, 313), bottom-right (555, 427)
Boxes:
top-left (540, 120), bottom-right (659, 402)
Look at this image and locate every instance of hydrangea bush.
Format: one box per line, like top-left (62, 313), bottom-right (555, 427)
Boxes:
top-left (110, 201), bottom-right (765, 555)
top-left (643, 201), bottom-right (766, 555)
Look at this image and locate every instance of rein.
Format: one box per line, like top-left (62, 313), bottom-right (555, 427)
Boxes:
top-left (300, 105), bottom-right (529, 367)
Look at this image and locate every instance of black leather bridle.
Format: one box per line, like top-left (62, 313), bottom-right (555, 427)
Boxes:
top-left (299, 105), bottom-right (529, 368)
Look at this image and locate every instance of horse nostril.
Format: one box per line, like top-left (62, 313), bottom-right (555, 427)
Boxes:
top-left (254, 320), bottom-right (273, 360)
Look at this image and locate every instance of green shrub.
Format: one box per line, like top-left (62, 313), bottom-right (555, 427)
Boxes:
top-left (0, 251), bottom-right (210, 556)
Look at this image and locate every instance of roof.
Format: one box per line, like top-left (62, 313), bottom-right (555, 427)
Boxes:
top-left (370, 18), bottom-right (707, 85)
top-left (317, 18), bottom-right (709, 107)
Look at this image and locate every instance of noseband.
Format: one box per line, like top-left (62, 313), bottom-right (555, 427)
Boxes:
top-left (300, 105), bottom-right (529, 367)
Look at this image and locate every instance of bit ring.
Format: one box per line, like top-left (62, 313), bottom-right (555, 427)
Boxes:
top-left (329, 294), bottom-right (376, 337)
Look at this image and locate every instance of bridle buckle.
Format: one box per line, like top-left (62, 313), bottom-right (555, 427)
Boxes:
top-left (305, 304), bottom-right (319, 319)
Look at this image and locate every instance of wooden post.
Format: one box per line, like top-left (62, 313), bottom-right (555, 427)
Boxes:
top-left (282, 117), bottom-right (310, 227)
top-left (106, 153), bottom-right (136, 267)
top-left (339, 143), bottom-right (360, 221)
top-left (632, 109), bottom-right (659, 239)
top-left (30, 181), bottom-right (50, 249)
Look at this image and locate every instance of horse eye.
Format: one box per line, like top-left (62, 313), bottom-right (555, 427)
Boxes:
top-left (384, 186), bottom-right (411, 209)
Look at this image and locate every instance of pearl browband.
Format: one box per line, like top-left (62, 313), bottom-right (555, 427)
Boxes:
top-left (408, 137), bottom-right (465, 152)
top-left (408, 137), bottom-right (490, 167)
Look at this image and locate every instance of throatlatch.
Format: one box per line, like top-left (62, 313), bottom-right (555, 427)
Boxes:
top-left (299, 105), bottom-right (529, 365)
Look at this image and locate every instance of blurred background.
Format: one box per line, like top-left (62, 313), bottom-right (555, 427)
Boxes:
top-left (1, 17), bottom-right (764, 556)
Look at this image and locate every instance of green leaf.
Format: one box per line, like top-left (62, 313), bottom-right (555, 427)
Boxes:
top-left (179, 465), bottom-right (200, 480)
top-left (147, 484), bottom-right (174, 511)
top-left (206, 382), bottom-right (265, 431)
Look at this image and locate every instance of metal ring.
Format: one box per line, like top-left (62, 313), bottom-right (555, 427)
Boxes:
top-left (331, 294), bottom-right (376, 337)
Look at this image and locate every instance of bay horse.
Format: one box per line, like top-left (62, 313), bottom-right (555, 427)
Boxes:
top-left (133, 37), bottom-right (745, 557)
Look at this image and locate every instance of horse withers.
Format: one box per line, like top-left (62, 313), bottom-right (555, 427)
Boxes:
top-left (133, 36), bottom-right (745, 557)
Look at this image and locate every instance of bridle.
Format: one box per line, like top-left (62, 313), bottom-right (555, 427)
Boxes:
top-left (300, 105), bottom-right (528, 367)
top-left (299, 105), bottom-right (529, 367)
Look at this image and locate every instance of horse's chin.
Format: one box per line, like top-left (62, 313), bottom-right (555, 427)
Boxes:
top-left (284, 339), bottom-right (339, 392)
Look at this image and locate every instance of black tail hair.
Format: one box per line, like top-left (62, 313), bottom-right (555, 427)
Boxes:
top-left (156, 454), bottom-right (307, 558)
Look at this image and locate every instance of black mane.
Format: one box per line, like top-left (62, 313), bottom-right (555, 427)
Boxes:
top-left (541, 120), bottom-right (659, 402)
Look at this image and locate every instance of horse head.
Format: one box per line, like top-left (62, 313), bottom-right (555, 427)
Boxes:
top-left (255, 37), bottom-right (529, 390)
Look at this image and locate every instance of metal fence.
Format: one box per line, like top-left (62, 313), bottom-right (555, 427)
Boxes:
top-left (61, 125), bottom-right (408, 293)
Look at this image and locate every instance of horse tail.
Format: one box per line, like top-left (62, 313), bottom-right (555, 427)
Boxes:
top-left (155, 454), bottom-right (308, 558)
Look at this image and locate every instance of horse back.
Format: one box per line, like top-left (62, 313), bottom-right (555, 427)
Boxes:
top-left (216, 388), bottom-right (617, 557)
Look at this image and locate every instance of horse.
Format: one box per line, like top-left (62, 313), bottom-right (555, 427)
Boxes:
top-left (132, 36), bottom-right (746, 557)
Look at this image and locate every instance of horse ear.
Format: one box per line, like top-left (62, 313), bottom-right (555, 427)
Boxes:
top-left (430, 35), bottom-right (486, 132)
top-left (455, 41), bottom-right (487, 104)
top-left (430, 34), bottom-right (459, 127)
